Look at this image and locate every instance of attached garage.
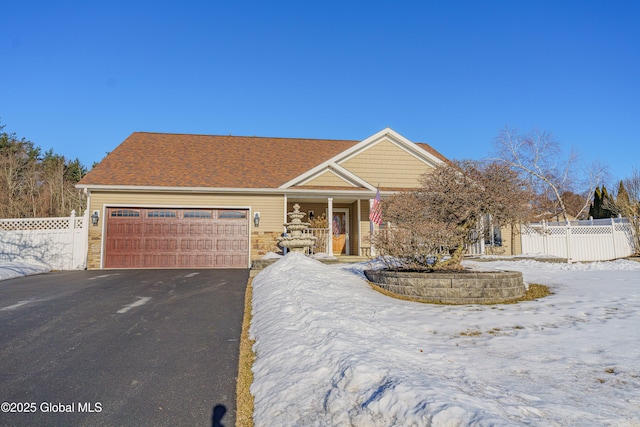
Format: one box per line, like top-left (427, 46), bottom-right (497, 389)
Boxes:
top-left (104, 207), bottom-right (249, 268)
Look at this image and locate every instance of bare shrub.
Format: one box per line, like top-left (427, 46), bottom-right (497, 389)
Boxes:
top-left (372, 161), bottom-right (533, 270)
top-left (308, 212), bottom-right (328, 229)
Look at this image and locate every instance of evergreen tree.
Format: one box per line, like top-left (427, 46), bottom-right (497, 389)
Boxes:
top-left (589, 186), bottom-right (616, 219)
top-left (589, 186), bottom-right (602, 218)
top-left (617, 181), bottom-right (631, 208)
top-left (601, 186), bottom-right (614, 218)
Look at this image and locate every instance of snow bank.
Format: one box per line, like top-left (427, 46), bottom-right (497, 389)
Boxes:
top-left (0, 263), bottom-right (50, 281)
top-left (250, 253), bottom-right (640, 426)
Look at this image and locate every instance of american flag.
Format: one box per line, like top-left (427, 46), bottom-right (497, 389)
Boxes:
top-left (369, 188), bottom-right (382, 226)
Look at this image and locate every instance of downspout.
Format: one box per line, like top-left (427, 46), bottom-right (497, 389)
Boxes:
top-left (283, 194), bottom-right (288, 255)
top-left (84, 189), bottom-right (90, 270)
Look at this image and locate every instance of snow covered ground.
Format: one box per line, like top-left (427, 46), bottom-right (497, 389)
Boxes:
top-left (0, 263), bottom-right (50, 281)
top-left (250, 253), bottom-right (640, 426)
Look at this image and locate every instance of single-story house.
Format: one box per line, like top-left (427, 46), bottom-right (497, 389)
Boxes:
top-left (77, 127), bottom-right (452, 269)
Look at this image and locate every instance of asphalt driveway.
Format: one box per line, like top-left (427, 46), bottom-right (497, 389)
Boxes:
top-left (0, 268), bottom-right (249, 427)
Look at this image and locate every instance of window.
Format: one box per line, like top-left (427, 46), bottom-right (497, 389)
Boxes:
top-left (184, 210), bottom-right (212, 219)
top-left (147, 210), bottom-right (176, 218)
top-left (111, 209), bottom-right (140, 217)
top-left (218, 210), bottom-right (247, 219)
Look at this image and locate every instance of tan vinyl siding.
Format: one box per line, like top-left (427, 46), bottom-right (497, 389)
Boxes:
top-left (90, 191), bottom-right (283, 228)
top-left (499, 225), bottom-right (514, 255)
top-left (340, 139), bottom-right (434, 188)
top-left (510, 224), bottom-right (523, 255)
top-left (487, 224), bottom-right (523, 256)
top-left (301, 171), bottom-right (357, 187)
top-left (360, 203), bottom-right (372, 254)
top-left (87, 191), bottom-right (284, 268)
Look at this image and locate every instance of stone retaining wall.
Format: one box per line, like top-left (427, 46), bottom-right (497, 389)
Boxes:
top-left (364, 269), bottom-right (526, 304)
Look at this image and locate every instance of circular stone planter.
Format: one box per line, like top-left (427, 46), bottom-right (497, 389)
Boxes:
top-left (363, 269), bottom-right (526, 305)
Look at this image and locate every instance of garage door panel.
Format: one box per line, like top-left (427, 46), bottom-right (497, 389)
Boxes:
top-left (105, 208), bottom-right (249, 269)
top-left (216, 255), bottom-right (231, 267)
top-left (106, 254), bottom-right (141, 268)
top-left (144, 238), bottom-right (178, 251)
top-left (187, 223), bottom-right (213, 235)
top-left (107, 238), bottom-right (141, 251)
top-left (143, 254), bottom-right (178, 267)
top-left (178, 254), bottom-right (214, 267)
top-left (108, 222), bottom-right (142, 236)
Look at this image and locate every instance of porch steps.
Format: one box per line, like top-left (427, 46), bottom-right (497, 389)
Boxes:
top-left (331, 255), bottom-right (373, 263)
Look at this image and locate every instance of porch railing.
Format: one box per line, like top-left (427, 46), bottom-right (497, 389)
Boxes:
top-left (303, 228), bottom-right (331, 255)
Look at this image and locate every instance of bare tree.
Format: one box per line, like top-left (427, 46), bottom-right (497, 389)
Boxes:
top-left (0, 122), bottom-right (86, 218)
top-left (493, 126), bottom-right (606, 222)
top-left (372, 161), bottom-right (533, 270)
top-left (576, 159), bottom-right (610, 219)
top-left (0, 129), bottom-right (40, 217)
top-left (605, 169), bottom-right (640, 254)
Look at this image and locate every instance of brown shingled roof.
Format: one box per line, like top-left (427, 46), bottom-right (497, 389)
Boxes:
top-left (79, 132), bottom-right (448, 189)
top-left (79, 133), bottom-right (358, 188)
top-left (416, 143), bottom-right (449, 164)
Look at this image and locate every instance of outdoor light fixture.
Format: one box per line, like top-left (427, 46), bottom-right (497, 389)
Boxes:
top-left (91, 211), bottom-right (99, 226)
top-left (253, 212), bottom-right (260, 227)
top-left (308, 211), bottom-right (314, 221)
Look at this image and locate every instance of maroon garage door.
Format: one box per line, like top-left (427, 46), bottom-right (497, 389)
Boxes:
top-left (104, 208), bottom-right (249, 268)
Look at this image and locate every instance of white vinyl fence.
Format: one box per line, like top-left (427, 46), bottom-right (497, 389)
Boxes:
top-left (0, 210), bottom-right (88, 270)
top-left (521, 217), bottom-right (635, 262)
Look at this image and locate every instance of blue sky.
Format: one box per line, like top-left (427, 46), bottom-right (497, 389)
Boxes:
top-left (2, 1), bottom-right (639, 184)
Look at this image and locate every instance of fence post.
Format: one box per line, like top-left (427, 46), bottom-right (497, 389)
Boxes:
top-left (542, 220), bottom-right (548, 255)
top-left (611, 217), bottom-right (617, 259)
top-left (565, 220), bottom-right (572, 263)
top-left (69, 210), bottom-right (76, 270)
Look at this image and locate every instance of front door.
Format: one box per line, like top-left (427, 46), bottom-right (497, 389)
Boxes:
top-left (331, 209), bottom-right (349, 255)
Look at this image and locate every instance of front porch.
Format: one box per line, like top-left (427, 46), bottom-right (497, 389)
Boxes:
top-left (283, 195), bottom-right (379, 257)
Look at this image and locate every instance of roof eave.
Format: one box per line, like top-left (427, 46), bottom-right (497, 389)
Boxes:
top-left (76, 184), bottom-right (386, 197)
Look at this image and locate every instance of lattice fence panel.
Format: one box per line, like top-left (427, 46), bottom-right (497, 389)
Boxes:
top-left (615, 223), bottom-right (634, 233)
top-left (547, 227), bottom-right (568, 236)
top-left (521, 218), bottom-right (635, 261)
top-left (0, 217), bottom-right (71, 231)
top-left (571, 226), bottom-right (611, 235)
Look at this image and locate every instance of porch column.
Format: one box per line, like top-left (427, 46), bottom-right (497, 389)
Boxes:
top-left (357, 199), bottom-right (362, 256)
top-left (327, 197), bottom-right (333, 256)
top-left (283, 194), bottom-right (288, 234)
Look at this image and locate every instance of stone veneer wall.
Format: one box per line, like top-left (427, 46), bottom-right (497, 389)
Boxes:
top-left (364, 269), bottom-right (526, 304)
top-left (251, 231), bottom-right (280, 260)
top-left (87, 228), bottom-right (102, 269)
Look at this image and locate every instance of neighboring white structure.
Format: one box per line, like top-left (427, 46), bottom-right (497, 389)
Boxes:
top-left (0, 210), bottom-right (88, 270)
top-left (521, 217), bottom-right (635, 262)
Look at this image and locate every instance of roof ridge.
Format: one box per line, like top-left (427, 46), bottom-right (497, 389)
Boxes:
top-left (131, 131), bottom-right (359, 143)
